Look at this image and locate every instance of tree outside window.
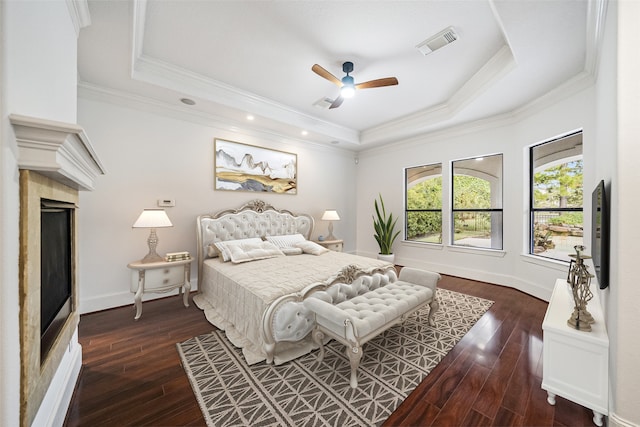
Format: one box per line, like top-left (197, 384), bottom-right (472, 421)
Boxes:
top-left (530, 132), bottom-right (583, 262)
top-left (405, 163), bottom-right (442, 243)
top-left (452, 154), bottom-right (503, 249)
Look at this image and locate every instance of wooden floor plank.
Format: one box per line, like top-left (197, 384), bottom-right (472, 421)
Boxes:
top-left (64, 274), bottom-right (595, 427)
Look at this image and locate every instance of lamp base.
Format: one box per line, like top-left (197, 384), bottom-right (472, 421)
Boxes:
top-left (141, 252), bottom-right (164, 263)
top-left (326, 222), bottom-right (337, 241)
top-left (141, 228), bottom-right (164, 263)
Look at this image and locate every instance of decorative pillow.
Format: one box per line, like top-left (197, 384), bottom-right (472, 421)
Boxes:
top-left (265, 233), bottom-right (307, 249)
top-left (225, 241), bottom-right (285, 264)
top-left (206, 244), bottom-right (218, 258)
top-left (295, 240), bottom-right (329, 255)
top-left (281, 247), bottom-right (303, 256)
top-left (213, 237), bottom-right (263, 262)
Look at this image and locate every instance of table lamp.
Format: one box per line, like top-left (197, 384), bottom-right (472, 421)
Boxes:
top-left (321, 210), bottom-right (340, 241)
top-left (133, 209), bottom-right (173, 263)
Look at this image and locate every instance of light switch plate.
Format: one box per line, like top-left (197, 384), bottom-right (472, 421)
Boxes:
top-left (157, 199), bottom-right (175, 207)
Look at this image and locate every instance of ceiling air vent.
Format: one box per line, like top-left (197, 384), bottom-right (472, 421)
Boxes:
top-left (416, 26), bottom-right (458, 56)
top-left (313, 97), bottom-right (333, 109)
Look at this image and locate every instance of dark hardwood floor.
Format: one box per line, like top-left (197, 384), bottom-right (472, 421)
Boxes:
top-left (64, 274), bottom-right (595, 426)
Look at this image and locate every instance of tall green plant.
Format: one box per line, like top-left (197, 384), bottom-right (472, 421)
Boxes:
top-left (373, 194), bottom-right (401, 255)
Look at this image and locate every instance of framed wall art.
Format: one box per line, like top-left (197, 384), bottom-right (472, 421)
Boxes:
top-left (214, 138), bottom-right (297, 194)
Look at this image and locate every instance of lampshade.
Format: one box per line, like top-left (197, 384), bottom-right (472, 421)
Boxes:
top-left (321, 210), bottom-right (340, 221)
top-left (133, 209), bottom-right (173, 228)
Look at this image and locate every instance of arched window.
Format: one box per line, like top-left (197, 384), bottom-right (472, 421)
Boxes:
top-left (530, 131), bottom-right (583, 262)
top-left (451, 154), bottom-right (503, 249)
top-left (405, 163), bottom-right (442, 243)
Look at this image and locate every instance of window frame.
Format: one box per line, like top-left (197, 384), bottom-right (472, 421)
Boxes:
top-left (404, 163), bottom-right (443, 245)
top-left (529, 131), bottom-right (583, 262)
top-left (451, 153), bottom-right (504, 250)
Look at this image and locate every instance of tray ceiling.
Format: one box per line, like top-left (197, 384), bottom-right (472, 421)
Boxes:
top-left (77, 0), bottom-right (601, 149)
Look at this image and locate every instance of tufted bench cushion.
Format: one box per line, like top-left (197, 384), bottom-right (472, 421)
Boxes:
top-left (318, 281), bottom-right (433, 338)
top-left (304, 267), bottom-right (440, 388)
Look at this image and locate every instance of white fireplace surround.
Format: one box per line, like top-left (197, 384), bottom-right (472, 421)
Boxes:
top-left (10, 113), bottom-right (104, 426)
top-left (9, 114), bottom-right (106, 190)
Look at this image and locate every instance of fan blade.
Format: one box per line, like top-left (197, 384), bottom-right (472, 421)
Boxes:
top-left (355, 77), bottom-right (399, 90)
top-left (329, 95), bottom-right (344, 109)
top-left (312, 64), bottom-right (342, 86)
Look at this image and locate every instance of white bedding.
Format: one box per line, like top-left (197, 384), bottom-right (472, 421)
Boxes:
top-left (192, 251), bottom-right (392, 364)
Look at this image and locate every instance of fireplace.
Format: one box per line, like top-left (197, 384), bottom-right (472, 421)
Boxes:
top-left (11, 114), bottom-right (105, 427)
top-left (19, 170), bottom-right (80, 426)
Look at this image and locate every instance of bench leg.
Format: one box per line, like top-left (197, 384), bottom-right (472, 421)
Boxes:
top-left (347, 344), bottom-right (363, 389)
top-left (428, 298), bottom-right (439, 327)
top-left (312, 328), bottom-right (325, 362)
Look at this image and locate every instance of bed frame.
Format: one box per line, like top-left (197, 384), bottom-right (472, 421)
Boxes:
top-left (195, 199), bottom-right (398, 364)
top-left (196, 199), bottom-right (314, 288)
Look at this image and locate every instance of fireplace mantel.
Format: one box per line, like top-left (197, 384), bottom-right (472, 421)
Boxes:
top-left (10, 114), bottom-right (105, 190)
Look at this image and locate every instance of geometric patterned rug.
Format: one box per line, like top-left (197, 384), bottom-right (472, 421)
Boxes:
top-left (176, 289), bottom-right (493, 427)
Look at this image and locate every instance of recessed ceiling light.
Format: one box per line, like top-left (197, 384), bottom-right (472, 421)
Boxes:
top-left (180, 98), bottom-right (196, 105)
top-left (301, 130), bottom-right (308, 136)
top-left (246, 115), bottom-right (255, 121)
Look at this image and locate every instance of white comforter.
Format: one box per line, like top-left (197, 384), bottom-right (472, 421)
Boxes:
top-left (193, 251), bottom-right (391, 364)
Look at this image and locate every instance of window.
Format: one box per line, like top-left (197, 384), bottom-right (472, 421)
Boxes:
top-left (452, 154), bottom-right (503, 249)
top-left (530, 132), bottom-right (583, 262)
top-left (405, 163), bottom-right (442, 243)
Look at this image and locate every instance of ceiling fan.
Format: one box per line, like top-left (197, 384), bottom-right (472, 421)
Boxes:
top-left (311, 61), bottom-right (398, 109)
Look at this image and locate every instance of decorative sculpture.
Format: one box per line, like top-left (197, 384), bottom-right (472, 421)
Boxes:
top-left (566, 245), bottom-right (595, 331)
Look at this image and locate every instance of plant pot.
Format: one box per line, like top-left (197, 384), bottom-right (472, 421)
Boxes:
top-left (377, 253), bottom-right (395, 264)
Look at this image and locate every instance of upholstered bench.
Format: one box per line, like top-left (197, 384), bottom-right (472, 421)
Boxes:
top-left (303, 267), bottom-right (440, 388)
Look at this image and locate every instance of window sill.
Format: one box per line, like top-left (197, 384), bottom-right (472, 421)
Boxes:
top-left (446, 245), bottom-right (506, 257)
top-left (520, 253), bottom-right (569, 272)
top-left (402, 240), bottom-right (444, 250)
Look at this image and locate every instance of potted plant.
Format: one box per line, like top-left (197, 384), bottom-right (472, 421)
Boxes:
top-left (373, 194), bottom-right (401, 263)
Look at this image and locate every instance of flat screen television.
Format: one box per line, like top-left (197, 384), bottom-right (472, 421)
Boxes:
top-left (591, 180), bottom-right (609, 289)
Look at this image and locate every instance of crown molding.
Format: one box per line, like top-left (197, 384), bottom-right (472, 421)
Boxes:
top-left (130, 54), bottom-right (360, 146)
top-left (360, 44), bottom-right (516, 146)
top-left (66, 0), bottom-right (91, 37)
top-left (585, 0), bottom-right (609, 78)
top-left (77, 82), bottom-right (355, 155)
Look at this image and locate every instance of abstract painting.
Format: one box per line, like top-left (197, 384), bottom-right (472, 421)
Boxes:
top-left (214, 139), bottom-right (297, 194)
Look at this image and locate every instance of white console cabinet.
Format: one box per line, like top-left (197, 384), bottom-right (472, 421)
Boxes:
top-left (542, 279), bottom-right (609, 426)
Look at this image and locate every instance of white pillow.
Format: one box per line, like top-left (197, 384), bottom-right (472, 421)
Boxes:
top-left (265, 233), bottom-right (307, 249)
top-left (213, 237), bottom-right (263, 262)
top-left (295, 240), bottom-right (329, 255)
top-left (281, 247), bottom-right (303, 256)
top-left (225, 241), bottom-right (284, 264)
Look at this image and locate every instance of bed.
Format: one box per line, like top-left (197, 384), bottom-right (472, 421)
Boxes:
top-left (192, 199), bottom-right (398, 365)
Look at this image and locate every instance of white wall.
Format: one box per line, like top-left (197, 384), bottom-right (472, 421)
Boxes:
top-left (609, 1), bottom-right (640, 424)
top-left (76, 96), bottom-right (357, 313)
top-left (356, 87), bottom-right (594, 301)
top-left (1, 1), bottom-right (80, 425)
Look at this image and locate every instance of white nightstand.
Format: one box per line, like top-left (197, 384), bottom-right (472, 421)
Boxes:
top-left (127, 257), bottom-right (192, 320)
top-left (315, 239), bottom-right (343, 252)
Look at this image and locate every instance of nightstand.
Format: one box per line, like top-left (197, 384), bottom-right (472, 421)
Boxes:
top-left (315, 239), bottom-right (343, 252)
top-left (127, 257), bottom-right (192, 320)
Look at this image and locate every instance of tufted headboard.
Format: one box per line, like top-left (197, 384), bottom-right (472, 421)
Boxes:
top-left (196, 199), bottom-right (314, 287)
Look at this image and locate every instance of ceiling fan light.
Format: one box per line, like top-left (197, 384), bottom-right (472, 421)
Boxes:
top-left (341, 84), bottom-right (355, 98)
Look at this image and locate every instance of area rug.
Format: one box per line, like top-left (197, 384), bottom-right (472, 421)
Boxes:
top-left (177, 288), bottom-right (493, 427)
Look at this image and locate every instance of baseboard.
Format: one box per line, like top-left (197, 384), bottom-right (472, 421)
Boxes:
top-left (609, 412), bottom-right (639, 427)
top-left (377, 252), bottom-right (554, 301)
top-left (32, 333), bottom-right (82, 427)
top-left (80, 279), bottom-right (198, 314)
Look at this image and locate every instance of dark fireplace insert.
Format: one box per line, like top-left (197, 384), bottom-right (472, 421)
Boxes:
top-left (40, 199), bottom-right (75, 363)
